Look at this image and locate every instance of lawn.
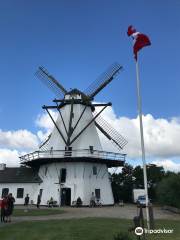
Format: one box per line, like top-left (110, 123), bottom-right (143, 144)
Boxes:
top-left (0, 218), bottom-right (179, 240)
top-left (13, 208), bottom-right (65, 216)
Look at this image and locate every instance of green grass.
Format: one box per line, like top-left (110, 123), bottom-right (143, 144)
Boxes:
top-left (13, 208), bottom-right (65, 216)
top-left (0, 218), bottom-right (180, 240)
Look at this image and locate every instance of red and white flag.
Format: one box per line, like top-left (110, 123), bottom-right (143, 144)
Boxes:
top-left (127, 25), bottom-right (151, 60)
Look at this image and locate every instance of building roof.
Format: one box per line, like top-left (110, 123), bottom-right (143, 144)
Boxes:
top-left (0, 167), bottom-right (42, 183)
top-left (66, 88), bottom-right (83, 95)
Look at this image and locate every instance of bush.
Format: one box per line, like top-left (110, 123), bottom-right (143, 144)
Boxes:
top-left (156, 173), bottom-right (180, 208)
top-left (113, 232), bottom-right (133, 240)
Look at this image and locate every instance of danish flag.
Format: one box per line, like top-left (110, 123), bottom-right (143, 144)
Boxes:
top-left (127, 25), bottom-right (151, 60)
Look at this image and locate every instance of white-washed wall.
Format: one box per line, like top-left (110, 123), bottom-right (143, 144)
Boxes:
top-left (37, 162), bottom-right (114, 205)
top-left (0, 183), bottom-right (38, 204)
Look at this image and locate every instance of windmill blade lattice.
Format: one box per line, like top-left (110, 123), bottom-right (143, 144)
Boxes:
top-left (84, 62), bottom-right (123, 99)
top-left (36, 66), bottom-right (67, 98)
top-left (94, 113), bottom-right (128, 150)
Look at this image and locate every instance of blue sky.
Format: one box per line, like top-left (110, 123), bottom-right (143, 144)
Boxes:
top-left (0, 0), bottom-right (180, 169)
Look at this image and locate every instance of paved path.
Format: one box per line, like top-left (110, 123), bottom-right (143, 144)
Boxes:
top-left (0, 204), bottom-right (179, 228)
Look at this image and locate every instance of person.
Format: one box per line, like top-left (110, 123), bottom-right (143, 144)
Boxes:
top-left (37, 194), bottom-right (41, 208)
top-left (6, 193), bottom-right (15, 222)
top-left (76, 197), bottom-right (82, 207)
top-left (0, 196), bottom-right (7, 223)
top-left (24, 194), bottom-right (30, 206)
top-left (48, 197), bottom-right (54, 207)
top-left (89, 192), bottom-right (96, 207)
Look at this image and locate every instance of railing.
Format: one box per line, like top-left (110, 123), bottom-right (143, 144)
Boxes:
top-left (20, 149), bottom-right (126, 163)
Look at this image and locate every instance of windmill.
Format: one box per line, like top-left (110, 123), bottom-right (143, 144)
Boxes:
top-left (20, 63), bottom-right (127, 206)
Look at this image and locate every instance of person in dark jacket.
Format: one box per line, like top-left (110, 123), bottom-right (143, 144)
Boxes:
top-left (24, 194), bottom-right (30, 206)
top-left (6, 193), bottom-right (15, 222)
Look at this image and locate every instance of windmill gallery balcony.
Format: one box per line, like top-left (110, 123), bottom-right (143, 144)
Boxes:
top-left (20, 149), bottom-right (126, 167)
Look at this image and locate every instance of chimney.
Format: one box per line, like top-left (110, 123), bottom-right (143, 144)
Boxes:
top-left (0, 163), bottom-right (6, 170)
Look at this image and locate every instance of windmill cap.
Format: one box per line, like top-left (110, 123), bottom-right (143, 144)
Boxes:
top-left (65, 88), bottom-right (89, 99)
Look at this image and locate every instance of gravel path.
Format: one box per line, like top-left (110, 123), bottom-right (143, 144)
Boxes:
top-left (0, 204), bottom-right (179, 228)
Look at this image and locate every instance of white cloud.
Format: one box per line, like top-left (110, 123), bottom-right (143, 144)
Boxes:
top-left (35, 110), bottom-right (58, 142)
top-left (35, 110), bottom-right (58, 131)
top-left (0, 149), bottom-right (23, 167)
top-left (0, 111), bottom-right (57, 167)
top-left (152, 159), bottom-right (180, 173)
top-left (100, 107), bottom-right (180, 159)
top-left (0, 129), bottom-right (39, 150)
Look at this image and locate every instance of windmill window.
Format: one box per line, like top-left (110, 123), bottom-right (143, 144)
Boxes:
top-left (89, 146), bottom-right (94, 154)
top-left (95, 189), bottom-right (101, 200)
top-left (65, 147), bottom-right (72, 156)
top-left (65, 146), bottom-right (72, 151)
top-left (93, 166), bottom-right (97, 175)
top-left (1, 188), bottom-right (9, 198)
top-left (60, 168), bottom-right (67, 183)
top-left (17, 188), bottom-right (24, 198)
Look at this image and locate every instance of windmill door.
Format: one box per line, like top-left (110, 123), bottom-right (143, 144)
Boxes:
top-left (61, 188), bottom-right (71, 206)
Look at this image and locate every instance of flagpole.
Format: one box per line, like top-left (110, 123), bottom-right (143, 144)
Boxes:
top-left (135, 59), bottom-right (150, 230)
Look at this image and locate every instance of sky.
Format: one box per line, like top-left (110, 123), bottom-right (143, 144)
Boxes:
top-left (0, 0), bottom-right (180, 171)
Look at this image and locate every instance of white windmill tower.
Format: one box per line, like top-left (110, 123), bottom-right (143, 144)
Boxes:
top-left (20, 63), bottom-right (127, 206)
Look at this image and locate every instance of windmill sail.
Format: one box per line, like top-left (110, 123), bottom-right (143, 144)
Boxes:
top-left (84, 63), bottom-right (122, 99)
top-left (95, 114), bottom-right (127, 150)
top-left (36, 66), bottom-right (67, 98)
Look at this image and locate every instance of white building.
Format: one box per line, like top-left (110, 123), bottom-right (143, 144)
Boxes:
top-left (0, 163), bottom-right (41, 205)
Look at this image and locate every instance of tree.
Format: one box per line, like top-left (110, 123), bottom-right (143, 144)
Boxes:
top-left (156, 174), bottom-right (180, 208)
top-left (146, 164), bottom-right (165, 200)
top-left (111, 164), bottom-right (134, 203)
top-left (111, 164), bottom-right (165, 203)
top-left (133, 165), bottom-right (143, 188)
